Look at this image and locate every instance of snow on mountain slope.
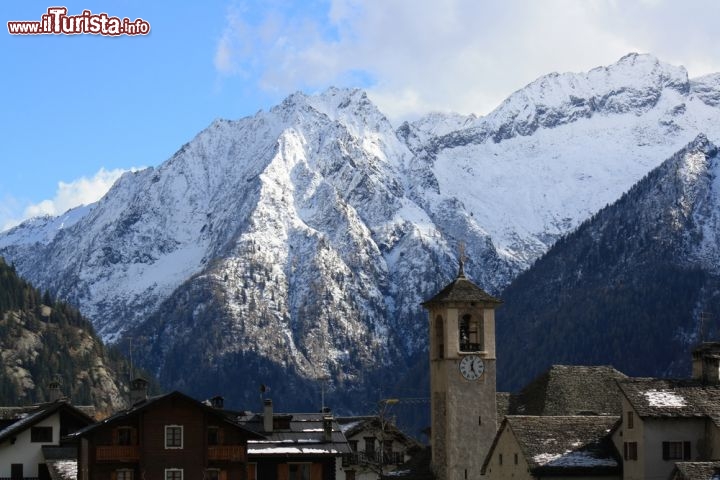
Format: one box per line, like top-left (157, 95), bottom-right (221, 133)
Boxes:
top-left (406, 53), bottom-right (720, 264)
top-left (2, 54), bottom-right (720, 406)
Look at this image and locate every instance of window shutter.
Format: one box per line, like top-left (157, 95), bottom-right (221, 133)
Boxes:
top-left (662, 442), bottom-right (669, 460)
top-left (684, 441), bottom-right (691, 460)
top-left (623, 442), bottom-right (628, 461)
top-left (311, 463), bottom-right (323, 480)
top-left (278, 464), bottom-right (289, 480)
top-left (112, 429), bottom-right (119, 445)
top-left (218, 428), bottom-right (225, 445)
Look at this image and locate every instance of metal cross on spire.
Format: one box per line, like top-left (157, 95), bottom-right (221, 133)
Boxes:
top-left (458, 241), bottom-right (467, 277)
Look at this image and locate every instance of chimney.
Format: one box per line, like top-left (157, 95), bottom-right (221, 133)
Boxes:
top-left (263, 399), bottom-right (273, 433)
top-left (692, 343), bottom-right (720, 384)
top-left (323, 415), bottom-right (333, 442)
top-left (210, 396), bottom-right (224, 409)
top-left (48, 380), bottom-right (63, 402)
top-left (130, 377), bottom-right (148, 405)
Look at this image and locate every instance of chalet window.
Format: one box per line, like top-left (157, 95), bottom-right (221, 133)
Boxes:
top-left (627, 411), bottom-right (634, 429)
top-left (624, 441), bottom-right (638, 461)
top-left (31, 426), bottom-right (53, 442)
top-left (165, 468), bottom-right (183, 480)
top-left (116, 469), bottom-right (134, 480)
top-left (662, 441), bottom-right (691, 461)
top-left (117, 427), bottom-right (134, 445)
top-left (208, 427), bottom-right (219, 446)
top-left (288, 463), bottom-right (310, 480)
top-left (205, 469), bottom-right (220, 480)
top-left (165, 425), bottom-right (183, 449)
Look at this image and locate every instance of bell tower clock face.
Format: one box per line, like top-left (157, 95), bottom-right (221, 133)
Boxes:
top-left (459, 355), bottom-right (484, 380)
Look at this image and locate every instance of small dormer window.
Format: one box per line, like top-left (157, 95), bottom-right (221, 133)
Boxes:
top-left (273, 416), bottom-right (292, 430)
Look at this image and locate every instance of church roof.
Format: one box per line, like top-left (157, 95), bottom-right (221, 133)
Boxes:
top-left (507, 365), bottom-right (627, 416)
top-left (421, 264), bottom-right (501, 307)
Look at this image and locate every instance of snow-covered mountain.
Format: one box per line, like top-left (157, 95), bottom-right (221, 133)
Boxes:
top-left (2, 53), bottom-right (720, 408)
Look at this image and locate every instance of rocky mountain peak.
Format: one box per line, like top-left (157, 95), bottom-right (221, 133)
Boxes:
top-left (2, 55), bottom-right (720, 412)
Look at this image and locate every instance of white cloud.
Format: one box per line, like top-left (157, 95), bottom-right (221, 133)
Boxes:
top-left (1, 167), bottom-right (140, 232)
top-left (215, 0), bottom-right (720, 120)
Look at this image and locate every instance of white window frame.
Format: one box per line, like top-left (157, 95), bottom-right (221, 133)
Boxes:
top-left (165, 468), bottom-right (183, 480)
top-left (165, 425), bottom-right (184, 449)
top-left (116, 468), bottom-right (134, 480)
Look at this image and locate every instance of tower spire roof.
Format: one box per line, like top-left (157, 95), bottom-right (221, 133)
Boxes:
top-left (421, 258), bottom-right (502, 308)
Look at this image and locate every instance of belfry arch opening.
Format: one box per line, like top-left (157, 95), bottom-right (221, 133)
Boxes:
top-left (459, 313), bottom-right (482, 352)
top-left (435, 315), bottom-right (444, 359)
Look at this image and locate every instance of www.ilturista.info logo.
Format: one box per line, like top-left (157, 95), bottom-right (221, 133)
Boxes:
top-left (8, 7), bottom-right (150, 36)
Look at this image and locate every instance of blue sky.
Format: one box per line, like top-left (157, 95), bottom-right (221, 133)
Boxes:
top-left (2, 0), bottom-right (720, 230)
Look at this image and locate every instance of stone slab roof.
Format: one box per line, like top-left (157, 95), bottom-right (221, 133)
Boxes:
top-left (507, 365), bottom-right (627, 416)
top-left (672, 461), bottom-right (720, 480)
top-left (618, 378), bottom-right (720, 425)
top-left (422, 272), bottom-right (501, 307)
top-left (485, 416), bottom-right (620, 475)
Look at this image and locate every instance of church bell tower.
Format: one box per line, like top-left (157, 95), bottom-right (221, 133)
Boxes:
top-left (422, 257), bottom-right (502, 480)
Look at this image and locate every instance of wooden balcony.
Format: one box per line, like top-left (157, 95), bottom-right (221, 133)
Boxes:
top-left (96, 445), bottom-right (140, 462)
top-left (208, 445), bottom-right (246, 461)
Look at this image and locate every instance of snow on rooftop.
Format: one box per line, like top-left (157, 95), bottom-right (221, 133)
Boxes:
top-left (53, 460), bottom-right (78, 478)
top-left (248, 446), bottom-right (339, 455)
top-left (533, 450), bottom-right (618, 468)
top-left (643, 389), bottom-right (687, 407)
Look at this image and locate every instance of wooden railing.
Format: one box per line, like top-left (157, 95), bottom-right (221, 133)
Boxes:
top-left (96, 445), bottom-right (140, 461)
top-left (208, 445), bottom-right (246, 461)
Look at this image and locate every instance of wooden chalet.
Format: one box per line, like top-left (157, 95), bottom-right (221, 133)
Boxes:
top-left (69, 388), bottom-right (263, 480)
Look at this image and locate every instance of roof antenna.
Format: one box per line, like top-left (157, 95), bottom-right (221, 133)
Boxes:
top-left (457, 241), bottom-right (467, 278)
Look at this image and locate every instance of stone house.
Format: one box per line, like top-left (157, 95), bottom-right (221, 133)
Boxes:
top-left (481, 415), bottom-right (620, 479)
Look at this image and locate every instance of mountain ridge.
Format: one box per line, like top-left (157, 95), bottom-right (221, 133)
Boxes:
top-left (2, 54), bottom-right (720, 410)
top-left (496, 133), bottom-right (720, 391)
